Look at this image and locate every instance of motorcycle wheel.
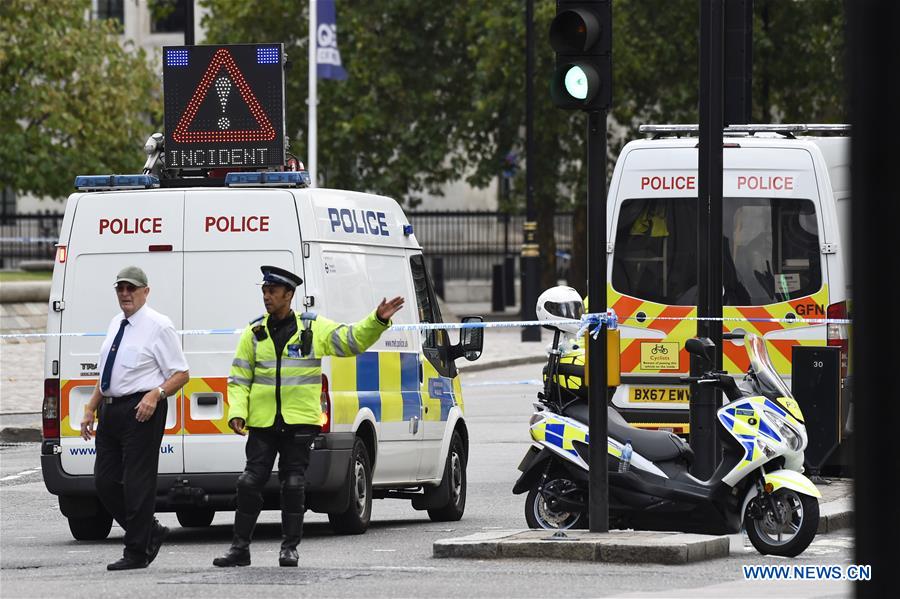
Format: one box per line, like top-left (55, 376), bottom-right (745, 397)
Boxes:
top-left (745, 488), bottom-right (819, 557)
top-left (524, 478), bottom-right (587, 530)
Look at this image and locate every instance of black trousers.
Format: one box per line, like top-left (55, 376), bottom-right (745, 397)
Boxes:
top-left (235, 424), bottom-right (320, 516)
top-left (94, 392), bottom-right (167, 561)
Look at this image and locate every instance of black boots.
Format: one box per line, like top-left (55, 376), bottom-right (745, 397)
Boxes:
top-left (278, 512), bottom-right (303, 567)
top-left (213, 511), bottom-right (257, 567)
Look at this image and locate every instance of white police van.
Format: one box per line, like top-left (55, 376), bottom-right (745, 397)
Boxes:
top-left (40, 169), bottom-right (483, 540)
top-left (605, 124), bottom-right (851, 440)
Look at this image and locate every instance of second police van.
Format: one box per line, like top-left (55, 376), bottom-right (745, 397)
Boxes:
top-left (605, 124), bottom-right (851, 446)
top-left (40, 170), bottom-right (484, 540)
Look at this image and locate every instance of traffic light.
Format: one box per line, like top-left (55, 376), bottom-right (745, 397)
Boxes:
top-left (549, 0), bottom-right (612, 111)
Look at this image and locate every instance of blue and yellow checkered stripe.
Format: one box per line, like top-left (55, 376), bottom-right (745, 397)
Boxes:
top-left (330, 352), bottom-right (458, 425)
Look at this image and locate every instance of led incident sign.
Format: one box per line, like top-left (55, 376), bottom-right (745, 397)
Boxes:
top-left (163, 44), bottom-right (285, 169)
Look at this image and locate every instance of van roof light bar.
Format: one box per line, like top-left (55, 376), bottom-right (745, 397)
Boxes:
top-left (74, 174), bottom-right (160, 191)
top-left (224, 171), bottom-right (310, 188)
top-left (639, 123), bottom-right (851, 138)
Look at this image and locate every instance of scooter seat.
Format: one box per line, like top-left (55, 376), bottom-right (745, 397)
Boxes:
top-left (561, 402), bottom-right (693, 464)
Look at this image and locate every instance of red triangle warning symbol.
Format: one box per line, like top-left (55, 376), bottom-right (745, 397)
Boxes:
top-left (172, 48), bottom-right (276, 143)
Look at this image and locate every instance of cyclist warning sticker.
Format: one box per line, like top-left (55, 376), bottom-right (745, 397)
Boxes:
top-left (640, 342), bottom-right (680, 370)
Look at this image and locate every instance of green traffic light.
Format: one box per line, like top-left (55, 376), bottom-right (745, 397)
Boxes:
top-left (564, 65), bottom-right (589, 100)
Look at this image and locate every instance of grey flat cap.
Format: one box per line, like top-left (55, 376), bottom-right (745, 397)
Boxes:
top-left (115, 266), bottom-right (148, 287)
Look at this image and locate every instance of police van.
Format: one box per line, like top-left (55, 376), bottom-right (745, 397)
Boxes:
top-left (40, 170), bottom-right (483, 540)
top-left (606, 124), bottom-right (850, 437)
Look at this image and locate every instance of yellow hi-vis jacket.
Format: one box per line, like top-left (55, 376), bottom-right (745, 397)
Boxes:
top-left (227, 310), bottom-right (390, 427)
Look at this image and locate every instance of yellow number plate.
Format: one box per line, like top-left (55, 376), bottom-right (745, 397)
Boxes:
top-left (629, 387), bottom-right (690, 403)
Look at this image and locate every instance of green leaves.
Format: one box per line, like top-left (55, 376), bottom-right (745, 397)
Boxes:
top-left (0, 0), bottom-right (160, 199)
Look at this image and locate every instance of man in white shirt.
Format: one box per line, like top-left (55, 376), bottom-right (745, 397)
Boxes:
top-left (80, 266), bottom-right (189, 571)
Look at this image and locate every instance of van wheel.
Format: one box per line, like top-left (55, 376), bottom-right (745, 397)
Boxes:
top-left (68, 510), bottom-right (113, 541)
top-left (427, 431), bottom-right (467, 522)
top-left (176, 507), bottom-right (215, 528)
top-left (328, 437), bottom-right (372, 535)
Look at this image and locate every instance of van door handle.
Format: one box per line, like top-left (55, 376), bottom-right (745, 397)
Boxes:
top-left (418, 361), bottom-right (423, 384)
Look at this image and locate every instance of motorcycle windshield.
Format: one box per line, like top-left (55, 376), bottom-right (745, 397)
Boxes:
top-left (746, 334), bottom-right (793, 399)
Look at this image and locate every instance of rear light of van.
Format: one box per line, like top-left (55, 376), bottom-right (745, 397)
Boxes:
top-left (320, 374), bottom-right (331, 433)
top-left (55, 245), bottom-right (67, 263)
top-left (42, 378), bottom-right (60, 439)
top-left (827, 301), bottom-right (849, 378)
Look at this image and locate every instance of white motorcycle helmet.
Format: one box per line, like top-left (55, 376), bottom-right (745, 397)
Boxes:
top-left (536, 285), bottom-right (584, 334)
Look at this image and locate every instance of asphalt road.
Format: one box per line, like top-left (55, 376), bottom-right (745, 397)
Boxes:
top-left (0, 364), bottom-right (855, 598)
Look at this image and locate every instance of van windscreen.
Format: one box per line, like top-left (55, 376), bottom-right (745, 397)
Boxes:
top-left (612, 197), bottom-right (821, 306)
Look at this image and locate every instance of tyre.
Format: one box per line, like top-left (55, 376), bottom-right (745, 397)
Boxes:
top-left (176, 507), bottom-right (215, 528)
top-left (745, 488), bottom-right (819, 557)
top-left (328, 437), bottom-right (372, 535)
top-left (427, 430), bottom-right (467, 522)
top-left (524, 477), bottom-right (587, 530)
top-left (68, 510), bottom-right (113, 541)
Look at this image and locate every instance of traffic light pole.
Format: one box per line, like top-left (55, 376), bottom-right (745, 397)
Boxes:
top-left (691, 0), bottom-right (724, 478)
top-left (587, 109), bottom-right (609, 533)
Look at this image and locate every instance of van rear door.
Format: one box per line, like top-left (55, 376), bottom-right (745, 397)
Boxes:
top-left (608, 145), bottom-right (828, 426)
top-left (181, 189), bottom-right (304, 473)
top-left (59, 191), bottom-right (185, 475)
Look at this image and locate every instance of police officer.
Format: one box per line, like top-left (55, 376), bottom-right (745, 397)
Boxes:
top-left (213, 266), bottom-right (404, 567)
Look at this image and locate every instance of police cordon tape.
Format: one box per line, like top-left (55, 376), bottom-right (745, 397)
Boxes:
top-left (0, 310), bottom-right (853, 340)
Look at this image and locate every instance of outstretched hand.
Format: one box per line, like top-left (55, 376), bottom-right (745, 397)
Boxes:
top-left (376, 296), bottom-right (405, 322)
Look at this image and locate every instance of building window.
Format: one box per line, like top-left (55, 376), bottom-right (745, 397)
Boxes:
top-left (95, 0), bottom-right (124, 25)
top-left (151, 0), bottom-right (187, 33)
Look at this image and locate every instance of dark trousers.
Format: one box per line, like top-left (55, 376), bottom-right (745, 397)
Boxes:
top-left (94, 393), bottom-right (167, 561)
top-left (235, 424), bottom-right (320, 516)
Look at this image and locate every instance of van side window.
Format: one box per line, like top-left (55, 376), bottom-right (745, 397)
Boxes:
top-left (409, 254), bottom-right (453, 377)
top-left (612, 197), bottom-right (822, 306)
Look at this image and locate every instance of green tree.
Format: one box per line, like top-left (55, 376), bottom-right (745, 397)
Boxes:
top-left (0, 0), bottom-right (160, 200)
top-left (201, 0), bottom-right (478, 207)
top-left (199, 0), bottom-right (845, 294)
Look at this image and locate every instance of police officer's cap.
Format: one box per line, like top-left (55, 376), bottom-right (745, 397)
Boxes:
top-left (260, 265), bottom-right (303, 289)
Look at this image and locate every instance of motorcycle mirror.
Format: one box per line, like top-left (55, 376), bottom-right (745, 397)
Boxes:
top-left (685, 337), bottom-right (716, 365)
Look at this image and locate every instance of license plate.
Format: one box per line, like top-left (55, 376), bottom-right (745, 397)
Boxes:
top-left (629, 387), bottom-right (690, 403)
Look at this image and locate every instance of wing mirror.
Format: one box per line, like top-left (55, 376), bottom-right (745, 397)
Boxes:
top-left (685, 337), bottom-right (716, 366)
top-left (451, 316), bottom-right (484, 362)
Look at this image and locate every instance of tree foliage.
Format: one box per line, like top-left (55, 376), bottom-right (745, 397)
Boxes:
top-left (0, 0), bottom-right (160, 199)
top-left (201, 0), bottom-right (843, 291)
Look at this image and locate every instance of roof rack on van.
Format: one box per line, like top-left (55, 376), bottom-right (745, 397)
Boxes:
top-left (638, 123), bottom-right (850, 139)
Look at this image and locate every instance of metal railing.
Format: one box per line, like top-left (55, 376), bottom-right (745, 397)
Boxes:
top-left (407, 211), bottom-right (574, 280)
top-left (0, 214), bottom-right (63, 269)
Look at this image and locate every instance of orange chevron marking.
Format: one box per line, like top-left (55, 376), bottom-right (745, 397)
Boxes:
top-left (621, 340), bottom-right (643, 372)
top-left (613, 295), bottom-right (643, 319)
top-left (652, 305), bottom-right (694, 335)
top-left (735, 306), bottom-right (783, 335)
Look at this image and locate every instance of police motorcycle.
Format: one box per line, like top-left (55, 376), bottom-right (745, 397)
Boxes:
top-left (512, 286), bottom-right (822, 557)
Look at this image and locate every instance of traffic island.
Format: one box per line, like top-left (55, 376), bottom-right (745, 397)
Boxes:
top-left (434, 529), bottom-right (730, 564)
